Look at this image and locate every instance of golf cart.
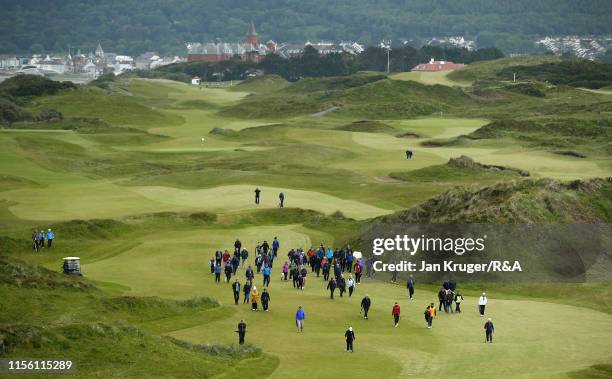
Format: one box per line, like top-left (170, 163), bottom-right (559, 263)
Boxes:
top-left (62, 257), bottom-right (82, 276)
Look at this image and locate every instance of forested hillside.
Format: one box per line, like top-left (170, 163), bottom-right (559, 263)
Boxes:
top-left (1, 0), bottom-right (611, 55)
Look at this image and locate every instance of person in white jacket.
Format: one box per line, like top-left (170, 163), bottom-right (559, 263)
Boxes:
top-left (478, 292), bottom-right (488, 316)
top-left (347, 275), bottom-right (356, 297)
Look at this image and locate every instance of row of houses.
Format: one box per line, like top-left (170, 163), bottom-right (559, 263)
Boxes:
top-left (0, 44), bottom-right (184, 79)
top-left (187, 22), bottom-right (365, 63)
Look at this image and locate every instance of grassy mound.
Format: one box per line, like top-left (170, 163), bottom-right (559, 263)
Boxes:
top-left (0, 255), bottom-right (94, 290)
top-left (234, 75), bottom-right (290, 93)
top-left (381, 178), bottom-right (611, 224)
top-left (447, 55), bottom-right (563, 83)
top-left (334, 120), bottom-right (395, 133)
top-left (0, 323), bottom-right (266, 377)
top-left (390, 155), bottom-right (528, 182)
top-left (497, 59), bottom-right (612, 89)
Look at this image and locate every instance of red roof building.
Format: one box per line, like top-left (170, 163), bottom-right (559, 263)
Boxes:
top-left (411, 58), bottom-right (465, 72)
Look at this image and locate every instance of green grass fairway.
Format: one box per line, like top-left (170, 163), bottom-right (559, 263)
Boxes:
top-left (78, 227), bottom-right (612, 379)
top-left (1, 68), bottom-right (611, 378)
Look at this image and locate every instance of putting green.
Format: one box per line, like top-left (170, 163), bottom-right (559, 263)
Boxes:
top-left (81, 226), bottom-right (612, 379)
top-left (130, 185), bottom-right (392, 220)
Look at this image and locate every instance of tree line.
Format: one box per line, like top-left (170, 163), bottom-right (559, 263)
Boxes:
top-left (1, 0), bottom-right (610, 55)
top-left (147, 45), bottom-right (503, 82)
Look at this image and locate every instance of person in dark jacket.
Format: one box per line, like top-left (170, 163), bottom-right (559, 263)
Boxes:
top-left (345, 326), bottom-right (355, 352)
top-left (438, 288), bottom-right (446, 311)
top-left (243, 281), bottom-right (251, 304)
top-left (337, 275), bottom-right (346, 297)
top-left (361, 295), bottom-right (371, 319)
top-left (240, 249), bottom-right (248, 267)
top-left (245, 266), bottom-right (254, 282)
top-left (237, 320), bottom-right (247, 345)
top-left (327, 278), bottom-right (337, 299)
top-left (254, 188), bottom-right (261, 204)
top-left (224, 262), bottom-right (233, 283)
top-left (261, 289), bottom-right (270, 311)
top-left (232, 279), bottom-right (241, 305)
top-left (484, 318), bottom-right (494, 343)
top-left (215, 250), bottom-right (222, 265)
top-left (406, 275), bottom-right (415, 300)
top-left (279, 192), bottom-right (285, 208)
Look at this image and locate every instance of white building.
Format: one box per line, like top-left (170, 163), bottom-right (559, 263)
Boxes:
top-left (191, 76), bottom-right (201, 85)
top-left (0, 55), bottom-right (20, 69)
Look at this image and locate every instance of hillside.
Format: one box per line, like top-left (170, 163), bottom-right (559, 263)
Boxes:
top-left (380, 178), bottom-right (611, 224)
top-left (2, 0), bottom-right (612, 55)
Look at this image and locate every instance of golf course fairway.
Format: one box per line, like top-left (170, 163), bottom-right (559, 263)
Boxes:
top-left (1, 64), bottom-right (611, 378)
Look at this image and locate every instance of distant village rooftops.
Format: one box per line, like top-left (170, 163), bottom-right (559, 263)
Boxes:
top-left (411, 58), bottom-right (465, 72)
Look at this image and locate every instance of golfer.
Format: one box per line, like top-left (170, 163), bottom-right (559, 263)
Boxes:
top-left (484, 318), bottom-right (494, 343)
top-left (295, 306), bottom-right (305, 332)
top-left (237, 320), bottom-right (247, 345)
top-left (478, 292), bottom-right (488, 316)
top-left (345, 326), bottom-right (355, 352)
top-left (392, 302), bottom-right (401, 327)
top-left (361, 295), bottom-right (371, 319)
top-left (254, 187), bottom-right (261, 204)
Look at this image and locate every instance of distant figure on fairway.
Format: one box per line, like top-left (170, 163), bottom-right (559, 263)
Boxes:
top-left (425, 303), bottom-right (436, 328)
top-left (484, 318), bottom-right (494, 343)
top-left (405, 149), bottom-right (413, 159)
top-left (392, 302), bottom-right (401, 327)
top-left (279, 192), bottom-right (285, 208)
top-left (232, 279), bottom-right (241, 305)
top-left (237, 320), bottom-right (247, 345)
top-left (478, 292), bottom-right (488, 317)
top-left (361, 295), bottom-right (371, 319)
top-left (295, 306), bottom-right (305, 332)
top-left (261, 288), bottom-right (270, 311)
top-left (407, 275), bottom-right (415, 299)
top-left (254, 187), bottom-right (261, 204)
top-left (345, 326), bottom-right (355, 352)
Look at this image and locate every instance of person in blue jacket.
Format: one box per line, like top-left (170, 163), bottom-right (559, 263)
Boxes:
top-left (295, 306), bottom-right (305, 332)
top-left (326, 247), bottom-right (334, 262)
top-left (46, 228), bottom-right (55, 248)
top-left (262, 265), bottom-right (271, 287)
top-left (272, 237), bottom-right (280, 257)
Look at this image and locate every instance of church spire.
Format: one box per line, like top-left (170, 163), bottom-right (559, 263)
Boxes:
top-left (247, 21), bottom-right (258, 45)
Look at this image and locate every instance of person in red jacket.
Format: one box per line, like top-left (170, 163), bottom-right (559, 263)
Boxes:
top-left (392, 302), bottom-right (401, 327)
